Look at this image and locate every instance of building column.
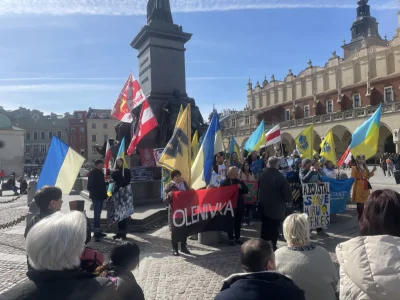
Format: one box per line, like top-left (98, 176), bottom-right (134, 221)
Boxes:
top-left (396, 143), bottom-right (400, 154)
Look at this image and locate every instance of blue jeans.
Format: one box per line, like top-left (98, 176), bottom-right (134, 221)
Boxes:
top-left (92, 200), bottom-right (103, 235)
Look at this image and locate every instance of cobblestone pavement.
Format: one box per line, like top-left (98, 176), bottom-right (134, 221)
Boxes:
top-left (0, 171), bottom-right (398, 299)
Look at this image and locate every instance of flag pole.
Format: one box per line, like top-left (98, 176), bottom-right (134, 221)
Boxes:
top-left (188, 104), bottom-right (192, 187)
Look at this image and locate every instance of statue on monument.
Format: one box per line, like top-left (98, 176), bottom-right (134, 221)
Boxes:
top-left (147, 0), bottom-right (173, 24)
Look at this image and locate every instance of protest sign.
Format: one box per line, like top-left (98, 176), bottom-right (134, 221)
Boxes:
top-left (171, 186), bottom-right (238, 241)
top-left (250, 159), bottom-right (263, 175)
top-left (321, 176), bottom-right (354, 214)
top-left (302, 182), bottom-right (330, 229)
top-left (243, 181), bottom-right (258, 204)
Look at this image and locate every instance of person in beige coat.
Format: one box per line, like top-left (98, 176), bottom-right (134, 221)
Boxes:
top-left (336, 189), bottom-right (400, 300)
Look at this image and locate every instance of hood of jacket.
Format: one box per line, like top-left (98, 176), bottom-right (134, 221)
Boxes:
top-left (217, 271), bottom-right (304, 300)
top-left (336, 235), bottom-right (400, 300)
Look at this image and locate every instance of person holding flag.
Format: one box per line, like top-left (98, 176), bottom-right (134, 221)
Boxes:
top-left (229, 136), bottom-right (241, 168)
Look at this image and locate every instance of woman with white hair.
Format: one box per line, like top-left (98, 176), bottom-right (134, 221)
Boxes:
top-left (275, 213), bottom-right (338, 300)
top-left (1, 212), bottom-right (116, 300)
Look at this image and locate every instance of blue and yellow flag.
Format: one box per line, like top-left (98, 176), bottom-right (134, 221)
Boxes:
top-left (37, 136), bottom-right (85, 194)
top-left (349, 104), bottom-right (382, 159)
top-left (158, 104), bottom-right (192, 185)
top-left (295, 125), bottom-right (314, 160)
top-left (191, 131), bottom-right (199, 166)
top-left (107, 138), bottom-right (128, 196)
top-left (320, 130), bottom-right (337, 165)
top-left (229, 136), bottom-right (240, 156)
top-left (244, 121), bottom-right (265, 153)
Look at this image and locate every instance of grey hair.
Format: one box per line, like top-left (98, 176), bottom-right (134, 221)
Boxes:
top-left (268, 156), bottom-right (280, 169)
top-left (26, 211), bottom-right (87, 271)
top-left (283, 213), bottom-right (311, 246)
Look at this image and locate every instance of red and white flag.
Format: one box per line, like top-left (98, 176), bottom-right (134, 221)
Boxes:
top-left (338, 147), bottom-right (352, 167)
top-left (111, 74), bottom-right (146, 123)
top-left (265, 125), bottom-right (281, 147)
top-left (127, 100), bottom-right (158, 155)
top-left (104, 140), bottom-right (112, 175)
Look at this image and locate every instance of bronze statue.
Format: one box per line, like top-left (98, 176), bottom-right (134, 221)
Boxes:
top-left (147, 0), bottom-right (173, 24)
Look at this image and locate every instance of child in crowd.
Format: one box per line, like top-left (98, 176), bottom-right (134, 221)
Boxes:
top-left (95, 242), bottom-right (144, 300)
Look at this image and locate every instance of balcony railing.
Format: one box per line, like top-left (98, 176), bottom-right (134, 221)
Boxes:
top-left (280, 102), bottom-right (400, 130)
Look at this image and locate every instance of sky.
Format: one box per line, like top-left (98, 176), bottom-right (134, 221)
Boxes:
top-left (0, 0), bottom-right (399, 119)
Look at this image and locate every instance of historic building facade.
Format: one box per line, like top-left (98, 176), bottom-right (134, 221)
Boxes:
top-left (0, 107), bottom-right (70, 165)
top-left (86, 108), bottom-right (119, 163)
top-left (0, 114), bottom-right (24, 177)
top-left (222, 2), bottom-right (400, 158)
top-left (68, 110), bottom-right (87, 158)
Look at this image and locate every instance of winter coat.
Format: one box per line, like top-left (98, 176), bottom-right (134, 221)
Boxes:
top-left (336, 235), bottom-right (400, 300)
top-left (163, 181), bottom-right (190, 231)
top-left (87, 168), bottom-right (108, 201)
top-left (97, 265), bottom-right (145, 300)
top-left (220, 178), bottom-right (249, 211)
top-left (111, 168), bottom-right (131, 192)
top-left (214, 271), bottom-right (305, 300)
top-left (257, 168), bottom-right (292, 220)
top-left (0, 269), bottom-right (116, 300)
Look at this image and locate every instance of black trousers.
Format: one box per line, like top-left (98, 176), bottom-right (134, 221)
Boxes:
top-left (228, 208), bottom-right (244, 240)
top-left (172, 236), bottom-right (188, 248)
top-left (118, 218), bottom-right (127, 232)
top-left (261, 216), bottom-right (282, 251)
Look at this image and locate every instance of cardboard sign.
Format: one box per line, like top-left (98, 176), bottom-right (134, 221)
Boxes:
top-left (302, 182), bottom-right (330, 229)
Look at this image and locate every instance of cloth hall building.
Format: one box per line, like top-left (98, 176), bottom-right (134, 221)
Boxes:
top-left (221, 1), bottom-right (400, 159)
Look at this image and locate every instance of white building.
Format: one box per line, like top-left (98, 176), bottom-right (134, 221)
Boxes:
top-left (0, 114), bottom-right (25, 177)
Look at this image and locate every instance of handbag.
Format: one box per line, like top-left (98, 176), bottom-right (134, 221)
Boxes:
top-left (80, 247), bottom-right (104, 273)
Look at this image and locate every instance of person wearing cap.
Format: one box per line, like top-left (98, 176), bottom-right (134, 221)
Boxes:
top-left (87, 159), bottom-right (108, 242)
top-left (299, 159), bottom-right (328, 237)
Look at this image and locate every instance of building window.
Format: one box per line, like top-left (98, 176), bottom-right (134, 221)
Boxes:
top-left (40, 144), bottom-right (47, 153)
top-left (26, 132), bottom-right (31, 141)
top-left (304, 105), bottom-right (310, 118)
top-left (92, 135), bottom-right (97, 142)
top-left (104, 135), bottom-right (108, 142)
top-left (285, 109), bottom-right (291, 121)
top-left (90, 113), bottom-right (97, 118)
top-left (326, 100), bottom-right (334, 114)
top-left (92, 123), bottom-right (96, 129)
top-left (57, 131), bottom-right (62, 138)
top-left (40, 132), bottom-right (45, 140)
top-left (71, 136), bottom-right (76, 145)
top-left (77, 113), bottom-right (82, 119)
top-left (231, 119), bottom-right (236, 128)
top-left (25, 145), bottom-right (31, 153)
top-left (71, 128), bottom-right (76, 134)
top-left (384, 87), bottom-right (393, 103)
top-left (79, 127), bottom-right (84, 133)
top-left (353, 94), bottom-right (361, 108)
top-left (33, 132), bottom-right (38, 140)
top-left (92, 146), bottom-right (97, 154)
top-left (48, 132), bottom-right (53, 139)
top-left (33, 144), bottom-right (39, 153)
top-left (245, 116), bottom-right (250, 125)
top-left (103, 123), bottom-right (107, 129)
top-left (80, 136), bottom-right (85, 145)
top-left (101, 113), bottom-right (107, 119)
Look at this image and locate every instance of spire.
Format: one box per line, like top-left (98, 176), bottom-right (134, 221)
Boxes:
top-left (350, 0), bottom-right (380, 42)
top-left (247, 77), bottom-right (252, 90)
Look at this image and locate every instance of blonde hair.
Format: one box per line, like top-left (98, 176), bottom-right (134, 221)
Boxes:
top-left (26, 211), bottom-right (87, 271)
top-left (283, 213), bottom-right (310, 246)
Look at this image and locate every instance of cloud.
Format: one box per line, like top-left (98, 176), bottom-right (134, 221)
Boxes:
top-left (0, 83), bottom-right (119, 92)
top-left (0, 0), bottom-right (397, 16)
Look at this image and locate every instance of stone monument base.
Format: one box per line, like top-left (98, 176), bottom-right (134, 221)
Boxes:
top-left (198, 231), bottom-right (222, 246)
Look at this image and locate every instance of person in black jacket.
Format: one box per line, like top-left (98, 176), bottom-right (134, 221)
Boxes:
top-left (258, 157), bottom-right (292, 251)
top-left (87, 159), bottom-right (108, 242)
top-left (111, 158), bottom-right (132, 240)
top-left (220, 167), bottom-right (249, 246)
top-left (95, 242), bottom-right (144, 300)
top-left (3, 212), bottom-right (116, 300)
top-left (215, 238), bottom-right (305, 300)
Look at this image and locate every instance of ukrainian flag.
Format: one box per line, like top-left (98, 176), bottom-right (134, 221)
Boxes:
top-left (295, 125), bottom-right (314, 159)
top-left (191, 130), bottom-right (199, 166)
top-left (37, 136), bottom-right (85, 194)
top-left (244, 121), bottom-right (265, 153)
top-left (320, 130), bottom-right (337, 165)
top-left (107, 137), bottom-right (128, 196)
top-left (349, 104), bottom-right (382, 159)
top-left (158, 104), bottom-right (192, 185)
top-left (191, 112), bottom-right (224, 190)
top-left (229, 135), bottom-right (240, 156)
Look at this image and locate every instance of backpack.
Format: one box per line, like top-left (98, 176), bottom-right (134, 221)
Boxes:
top-left (80, 247), bottom-right (104, 273)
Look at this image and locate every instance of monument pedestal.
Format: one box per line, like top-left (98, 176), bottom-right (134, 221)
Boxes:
top-left (198, 231), bottom-right (222, 246)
